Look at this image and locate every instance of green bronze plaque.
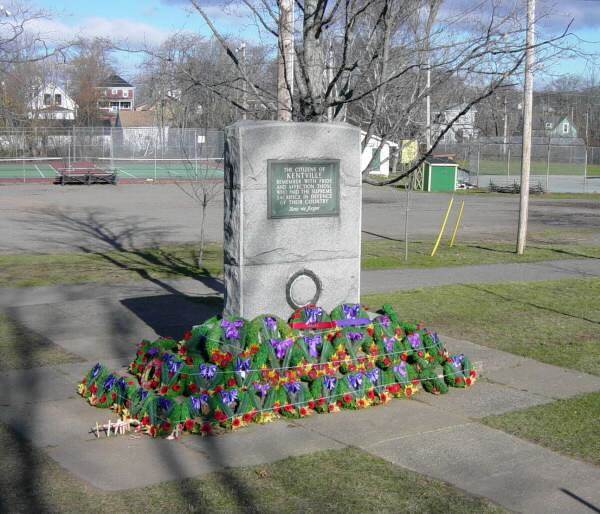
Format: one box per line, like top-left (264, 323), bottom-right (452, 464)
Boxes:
top-left (267, 159), bottom-right (340, 219)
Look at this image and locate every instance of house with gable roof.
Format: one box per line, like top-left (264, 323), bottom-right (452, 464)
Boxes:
top-left (97, 74), bottom-right (135, 113)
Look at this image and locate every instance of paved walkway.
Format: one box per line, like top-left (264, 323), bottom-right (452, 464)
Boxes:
top-left (1, 258), bottom-right (600, 512)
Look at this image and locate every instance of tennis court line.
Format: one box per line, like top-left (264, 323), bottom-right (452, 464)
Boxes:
top-left (34, 164), bottom-right (45, 178)
top-left (116, 168), bottom-right (137, 178)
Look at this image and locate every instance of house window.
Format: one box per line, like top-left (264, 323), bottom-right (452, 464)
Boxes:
top-left (43, 93), bottom-right (52, 106)
top-left (112, 88), bottom-right (118, 95)
top-left (123, 90), bottom-right (128, 97)
top-left (545, 122), bottom-right (552, 129)
top-left (54, 94), bottom-right (61, 105)
top-left (121, 102), bottom-right (131, 109)
top-left (562, 122), bottom-right (569, 134)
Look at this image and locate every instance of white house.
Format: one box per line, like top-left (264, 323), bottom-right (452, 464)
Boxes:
top-left (360, 131), bottom-right (399, 176)
top-left (432, 103), bottom-right (477, 144)
top-left (28, 83), bottom-right (77, 120)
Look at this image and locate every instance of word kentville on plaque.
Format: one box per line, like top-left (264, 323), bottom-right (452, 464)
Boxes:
top-left (267, 159), bottom-right (340, 219)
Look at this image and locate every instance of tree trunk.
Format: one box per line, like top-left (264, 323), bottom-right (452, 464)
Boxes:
top-left (301, 0), bottom-right (325, 120)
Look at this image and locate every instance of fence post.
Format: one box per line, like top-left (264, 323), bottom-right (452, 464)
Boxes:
top-left (507, 145), bottom-right (511, 177)
top-left (584, 146), bottom-right (588, 192)
top-left (546, 142), bottom-right (550, 191)
top-left (476, 143), bottom-right (480, 188)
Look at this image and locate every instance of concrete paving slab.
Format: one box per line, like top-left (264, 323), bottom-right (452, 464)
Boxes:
top-left (293, 398), bottom-right (470, 446)
top-left (442, 335), bottom-right (526, 372)
top-left (46, 436), bottom-right (221, 490)
top-left (485, 360), bottom-right (600, 400)
top-left (0, 366), bottom-right (75, 406)
top-left (181, 421), bottom-right (343, 470)
top-left (0, 398), bottom-right (108, 448)
top-left (415, 381), bottom-right (552, 418)
top-left (365, 423), bottom-right (600, 514)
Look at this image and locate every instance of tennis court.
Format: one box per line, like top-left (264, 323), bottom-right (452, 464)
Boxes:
top-left (0, 157), bottom-right (224, 181)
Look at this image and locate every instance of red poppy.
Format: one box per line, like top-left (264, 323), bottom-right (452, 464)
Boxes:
top-left (150, 379), bottom-right (158, 389)
top-left (367, 327), bottom-right (374, 336)
top-left (127, 380), bottom-right (135, 385)
top-left (201, 422), bottom-right (212, 434)
top-left (383, 357), bottom-right (391, 366)
top-left (111, 392), bottom-right (117, 401)
top-left (455, 377), bottom-right (464, 384)
top-left (161, 421), bottom-right (171, 432)
top-left (184, 419), bottom-right (194, 431)
top-left (148, 426), bottom-right (157, 437)
top-left (159, 386), bottom-right (168, 395)
top-left (89, 384), bottom-right (97, 394)
top-left (317, 397), bottom-right (326, 405)
top-left (405, 387), bottom-right (412, 397)
top-left (299, 407), bottom-right (308, 416)
top-left (185, 357), bottom-right (194, 365)
top-left (214, 385), bottom-right (223, 393)
top-left (400, 353), bottom-right (408, 361)
top-left (308, 369), bottom-right (318, 380)
top-left (171, 384), bottom-right (181, 392)
top-left (242, 411), bottom-right (254, 423)
top-left (183, 330), bottom-right (192, 341)
top-left (99, 394), bottom-right (107, 403)
top-left (343, 393), bottom-right (353, 404)
top-left (232, 418), bottom-right (241, 428)
top-left (214, 410), bottom-right (227, 422)
top-left (379, 392), bottom-right (388, 402)
top-left (465, 377), bottom-right (472, 386)
top-left (81, 377), bottom-right (87, 384)
top-left (367, 390), bottom-right (375, 400)
top-left (227, 378), bottom-right (236, 387)
top-left (411, 379), bottom-right (419, 385)
top-left (188, 383), bottom-right (198, 393)
top-left (141, 415), bottom-right (150, 425)
top-left (137, 364), bottom-right (144, 372)
top-left (308, 400), bottom-right (316, 409)
top-left (470, 370), bottom-right (477, 377)
top-left (283, 403), bottom-right (294, 412)
top-left (417, 351), bottom-right (423, 357)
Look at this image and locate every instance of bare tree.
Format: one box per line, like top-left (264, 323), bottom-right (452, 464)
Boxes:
top-left (184, 0), bottom-right (574, 185)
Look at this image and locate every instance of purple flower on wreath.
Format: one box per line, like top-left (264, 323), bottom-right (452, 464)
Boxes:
top-left (91, 363), bottom-right (102, 378)
top-left (347, 372), bottom-right (363, 390)
top-left (366, 368), bottom-right (380, 384)
top-left (451, 354), bottom-right (465, 369)
top-left (377, 315), bottom-right (391, 328)
top-left (167, 359), bottom-right (183, 375)
top-left (103, 374), bottom-right (116, 390)
top-left (116, 377), bottom-right (127, 391)
top-left (158, 397), bottom-right (172, 411)
top-left (304, 335), bottom-right (321, 358)
top-left (323, 376), bottom-right (337, 391)
top-left (342, 303), bottom-right (360, 320)
top-left (253, 382), bottom-right (270, 397)
top-left (263, 316), bottom-right (277, 331)
top-left (220, 389), bottom-right (238, 404)
top-left (347, 331), bottom-right (363, 343)
top-left (190, 394), bottom-right (209, 411)
top-left (234, 357), bottom-right (251, 373)
top-left (393, 361), bottom-right (408, 377)
top-left (270, 338), bottom-right (293, 360)
top-left (407, 333), bottom-right (421, 349)
top-left (221, 319), bottom-right (244, 339)
top-left (384, 336), bottom-right (396, 353)
top-left (283, 381), bottom-right (302, 394)
top-left (147, 347), bottom-right (159, 357)
top-left (199, 363), bottom-right (217, 380)
top-left (304, 306), bottom-right (323, 324)
top-left (138, 388), bottom-right (149, 401)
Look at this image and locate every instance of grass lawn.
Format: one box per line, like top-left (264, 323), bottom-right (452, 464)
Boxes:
top-left (453, 189), bottom-right (600, 200)
top-left (0, 424), bottom-right (506, 514)
top-left (457, 158), bottom-right (600, 177)
top-left (361, 240), bottom-right (600, 270)
top-left (363, 277), bottom-right (600, 376)
top-left (0, 312), bottom-right (81, 370)
top-left (1, 239), bottom-right (599, 288)
top-left (482, 392), bottom-right (600, 466)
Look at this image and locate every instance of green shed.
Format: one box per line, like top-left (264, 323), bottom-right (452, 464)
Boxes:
top-left (421, 157), bottom-right (458, 192)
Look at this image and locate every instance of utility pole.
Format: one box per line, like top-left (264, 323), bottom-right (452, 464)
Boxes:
top-left (426, 64), bottom-right (431, 148)
top-left (327, 41), bottom-right (334, 122)
top-left (516, 0), bottom-right (535, 255)
top-left (503, 95), bottom-right (508, 155)
top-left (277, 0), bottom-right (294, 121)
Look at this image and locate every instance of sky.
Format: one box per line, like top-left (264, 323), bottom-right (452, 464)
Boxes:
top-left (25, 0), bottom-right (600, 82)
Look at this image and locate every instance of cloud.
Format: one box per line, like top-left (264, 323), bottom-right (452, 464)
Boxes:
top-left (27, 16), bottom-right (172, 46)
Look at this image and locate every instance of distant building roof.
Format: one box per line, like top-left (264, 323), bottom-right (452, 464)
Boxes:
top-left (98, 74), bottom-right (133, 88)
top-left (114, 110), bottom-right (157, 128)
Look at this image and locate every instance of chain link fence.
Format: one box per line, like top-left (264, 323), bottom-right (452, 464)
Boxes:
top-left (0, 127), bottom-right (225, 182)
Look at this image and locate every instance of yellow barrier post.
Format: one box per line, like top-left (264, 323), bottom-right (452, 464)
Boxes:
top-left (449, 200), bottom-right (465, 247)
top-left (431, 197), bottom-right (454, 257)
